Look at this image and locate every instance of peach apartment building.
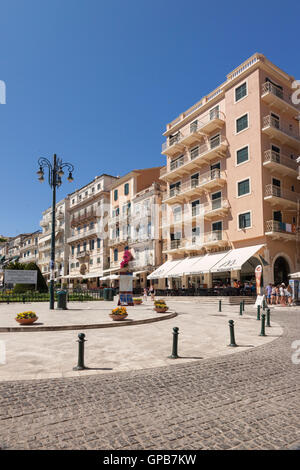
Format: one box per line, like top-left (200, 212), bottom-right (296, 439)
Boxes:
top-left (105, 168), bottom-right (165, 288)
top-left (150, 53), bottom-right (300, 289)
top-left (66, 174), bottom-right (117, 288)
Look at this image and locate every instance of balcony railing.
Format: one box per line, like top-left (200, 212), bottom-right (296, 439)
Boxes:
top-left (162, 110), bottom-right (225, 153)
top-left (262, 115), bottom-right (300, 142)
top-left (67, 227), bottom-right (98, 244)
top-left (71, 209), bottom-right (98, 227)
top-left (263, 150), bottom-right (298, 172)
top-left (261, 82), bottom-right (299, 112)
top-left (265, 220), bottom-right (297, 235)
top-left (163, 169), bottom-right (225, 202)
top-left (264, 184), bottom-right (299, 203)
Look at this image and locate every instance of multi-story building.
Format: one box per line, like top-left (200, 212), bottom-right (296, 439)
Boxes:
top-left (153, 53), bottom-right (300, 289)
top-left (66, 174), bottom-right (117, 288)
top-left (106, 167), bottom-right (164, 287)
top-left (19, 231), bottom-right (41, 264)
top-left (38, 198), bottom-right (70, 284)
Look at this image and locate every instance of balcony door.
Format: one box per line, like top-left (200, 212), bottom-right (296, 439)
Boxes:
top-left (211, 191), bottom-right (222, 210)
top-left (209, 105), bottom-right (219, 121)
top-left (271, 112), bottom-right (280, 129)
top-left (210, 162), bottom-right (220, 179)
top-left (273, 210), bottom-right (282, 223)
top-left (272, 177), bottom-right (281, 197)
top-left (271, 144), bottom-right (280, 163)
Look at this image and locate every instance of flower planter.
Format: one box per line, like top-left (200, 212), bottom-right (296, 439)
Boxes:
top-left (154, 307), bottom-right (169, 313)
top-left (133, 299), bottom-right (143, 305)
top-left (16, 317), bottom-right (38, 325)
top-left (109, 313), bottom-right (128, 321)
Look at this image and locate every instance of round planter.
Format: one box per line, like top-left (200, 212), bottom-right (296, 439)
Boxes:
top-left (16, 317), bottom-right (38, 325)
top-left (133, 300), bottom-right (142, 305)
top-left (154, 307), bottom-right (168, 313)
top-left (109, 313), bottom-right (128, 321)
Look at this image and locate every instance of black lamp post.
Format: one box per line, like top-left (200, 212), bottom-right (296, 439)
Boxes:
top-left (37, 154), bottom-right (74, 310)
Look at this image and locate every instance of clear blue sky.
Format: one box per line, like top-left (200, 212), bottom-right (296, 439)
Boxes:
top-left (1, 0), bottom-right (299, 236)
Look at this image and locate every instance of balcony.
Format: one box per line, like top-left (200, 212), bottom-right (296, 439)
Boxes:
top-left (162, 110), bottom-right (226, 156)
top-left (261, 82), bottom-right (300, 117)
top-left (71, 209), bottom-right (98, 228)
top-left (265, 220), bottom-right (298, 241)
top-left (263, 150), bottom-right (298, 177)
top-left (262, 115), bottom-right (300, 150)
top-left (108, 236), bottom-right (131, 247)
top-left (67, 227), bottom-right (98, 244)
top-left (76, 250), bottom-right (91, 259)
top-left (160, 136), bottom-right (228, 182)
top-left (264, 184), bottom-right (299, 209)
top-left (204, 198), bottom-right (230, 219)
top-left (162, 231), bottom-right (229, 254)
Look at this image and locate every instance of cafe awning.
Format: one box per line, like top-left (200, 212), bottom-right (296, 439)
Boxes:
top-left (289, 272), bottom-right (300, 279)
top-left (147, 259), bottom-right (184, 279)
top-left (187, 252), bottom-right (230, 275)
top-left (211, 244), bottom-right (265, 272)
top-left (83, 271), bottom-right (103, 279)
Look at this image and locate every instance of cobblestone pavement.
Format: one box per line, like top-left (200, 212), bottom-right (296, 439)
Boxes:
top-left (0, 307), bottom-right (299, 450)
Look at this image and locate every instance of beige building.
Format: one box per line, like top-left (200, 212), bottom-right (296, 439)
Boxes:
top-left (38, 199), bottom-right (70, 284)
top-left (19, 231), bottom-right (40, 264)
top-left (106, 168), bottom-right (164, 288)
top-left (154, 53), bottom-right (300, 289)
top-left (66, 174), bottom-right (117, 288)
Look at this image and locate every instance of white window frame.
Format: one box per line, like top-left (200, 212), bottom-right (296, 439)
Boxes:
top-left (236, 144), bottom-right (250, 167)
top-left (236, 177), bottom-right (251, 198)
top-left (235, 112), bottom-right (249, 135)
top-left (237, 210), bottom-right (252, 231)
top-left (234, 80), bottom-right (248, 104)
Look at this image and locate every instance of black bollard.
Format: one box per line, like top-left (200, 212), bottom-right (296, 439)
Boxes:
top-left (228, 320), bottom-right (238, 347)
top-left (73, 333), bottom-right (87, 370)
top-left (242, 299), bottom-right (245, 311)
top-left (266, 308), bottom-right (271, 327)
top-left (262, 299), bottom-right (266, 311)
top-left (257, 305), bottom-right (261, 321)
top-left (168, 327), bottom-right (179, 359)
top-left (219, 300), bottom-right (222, 312)
top-left (22, 295), bottom-right (25, 304)
top-left (259, 313), bottom-right (266, 337)
top-left (239, 302), bottom-right (243, 316)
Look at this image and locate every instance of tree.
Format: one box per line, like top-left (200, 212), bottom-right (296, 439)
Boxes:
top-left (5, 261), bottom-right (48, 293)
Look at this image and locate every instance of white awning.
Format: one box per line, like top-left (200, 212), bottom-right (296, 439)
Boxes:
top-left (110, 274), bottom-right (119, 280)
top-left (186, 252), bottom-right (230, 274)
top-left (83, 272), bottom-right (103, 279)
top-left (290, 272), bottom-right (300, 279)
top-left (147, 260), bottom-right (183, 279)
top-left (211, 244), bottom-right (265, 272)
top-left (166, 257), bottom-right (202, 277)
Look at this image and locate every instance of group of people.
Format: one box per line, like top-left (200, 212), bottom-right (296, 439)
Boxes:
top-left (143, 286), bottom-right (155, 301)
top-left (265, 283), bottom-right (293, 306)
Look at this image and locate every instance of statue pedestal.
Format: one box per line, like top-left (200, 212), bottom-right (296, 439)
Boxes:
top-left (118, 271), bottom-right (134, 306)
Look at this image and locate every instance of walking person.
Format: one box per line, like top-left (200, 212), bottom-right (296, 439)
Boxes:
top-left (271, 284), bottom-right (276, 305)
top-left (265, 283), bottom-right (272, 305)
top-left (143, 287), bottom-right (148, 302)
top-left (279, 283), bottom-right (286, 306)
top-left (285, 284), bottom-right (293, 306)
top-left (149, 284), bottom-right (155, 301)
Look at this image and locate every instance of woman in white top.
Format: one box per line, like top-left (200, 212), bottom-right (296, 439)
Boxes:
top-left (279, 284), bottom-right (286, 305)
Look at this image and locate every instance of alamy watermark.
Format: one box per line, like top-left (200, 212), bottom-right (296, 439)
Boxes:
top-left (0, 80), bottom-right (6, 104)
top-left (291, 340), bottom-right (300, 365)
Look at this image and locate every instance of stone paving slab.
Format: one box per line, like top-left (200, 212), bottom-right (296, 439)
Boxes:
top-left (0, 306), bottom-right (298, 450)
top-left (0, 301), bottom-right (282, 381)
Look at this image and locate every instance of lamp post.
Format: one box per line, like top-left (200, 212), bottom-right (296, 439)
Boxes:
top-left (37, 154), bottom-right (74, 309)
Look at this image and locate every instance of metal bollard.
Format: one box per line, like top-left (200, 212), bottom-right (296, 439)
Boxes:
top-left (262, 299), bottom-right (266, 311)
top-left (266, 308), bottom-right (271, 327)
top-left (22, 295), bottom-right (25, 304)
top-left (168, 327), bottom-right (179, 359)
top-left (259, 313), bottom-right (266, 337)
top-left (239, 302), bottom-right (243, 315)
top-left (228, 320), bottom-right (238, 347)
top-left (257, 305), bottom-right (261, 321)
top-left (219, 300), bottom-right (222, 312)
top-left (242, 299), bottom-right (245, 311)
top-left (73, 333), bottom-right (87, 370)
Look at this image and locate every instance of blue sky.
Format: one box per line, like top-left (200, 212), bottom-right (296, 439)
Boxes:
top-left (1, 0), bottom-right (299, 236)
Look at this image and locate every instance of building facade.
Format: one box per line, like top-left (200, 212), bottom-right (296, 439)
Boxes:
top-left (19, 231), bottom-right (40, 264)
top-left (106, 168), bottom-right (164, 287)
top-left (38, 198), bottom-right (70, 284)
top-left (156, 53), bottom-right (300, 288)
top-left (66, 174), bottom-right (117, 287)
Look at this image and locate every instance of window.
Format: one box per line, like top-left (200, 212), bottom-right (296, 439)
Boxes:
top-left (191, 173), bottom-right (199, 188)
top-left (89, 239), bottom-right (95, 250)
top-left (238, 179), bottom-right (250, 197)
top-left (114, 189), bottom-right (118, 201)
top-left (192, 200), bottom-right (200, 217)
top-left (97, 238), bottom-right (101, 249)
top-left (209, 105), bottom-right (219, 120)
top-left (71, 246), bottom-right (74, 255)
top-left (239, 212), bottom-right (251, 229)
top-left (211, 191), bottom-right (222, 210)
top-left (114, 249), bottom-right (118, 262)
top-left (124, 183), bottom-right (129, 195)
top-left (173, 206), bottom-right (182, 222)
top-left (89, 259), bottom-right (93, 265)
top-left (190, 146), bottom-right (199, 160)
top-left (236, 114), bottom-right (248, 133)
top-left (97, 183), bottom-right (101, 190)
top-left (237, 146), bottom-right (249, 165)
top-left (97, 257), bottom-right (101, 264)
top-left (235, 82), bottom-right (247, 102)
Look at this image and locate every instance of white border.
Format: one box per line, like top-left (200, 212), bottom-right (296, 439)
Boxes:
top-left (236, 177), bottom-right (251, 198)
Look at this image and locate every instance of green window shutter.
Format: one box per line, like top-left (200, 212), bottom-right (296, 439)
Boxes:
top-left (237, 146), bottom-right (249, 164)
top-left (236, 114), bottom-right (248, 133)
top-left (239, 212), bottom-right (251, 229)
top-left (235, 83), bottom-right (247, 102)
top-left (238, 179), bottom-right (250, 196)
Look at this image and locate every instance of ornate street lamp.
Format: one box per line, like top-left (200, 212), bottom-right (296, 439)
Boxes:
top-left (37, 154), bottom-right (74, 309)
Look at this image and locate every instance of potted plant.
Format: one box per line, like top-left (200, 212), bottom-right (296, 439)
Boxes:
top-left (109, 306), bottom-right (128, 321)
top-left (15, 311), bottom-right (38, 325)
top-left (154, 300), bottom-right (169, 313)
top-left (133, 297), bottom-right (143, 305)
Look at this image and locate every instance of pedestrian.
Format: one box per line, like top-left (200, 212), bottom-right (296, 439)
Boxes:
top-left (285, 285), bottom-right (293, 306)
top-left (143, 287), bottom-right (148, 302)
top-left (271, 284), bottom-right (276, 305)
top-left (149, 284), bottom-right (155, 301)
top-left (265, 283), bottom-right (272, 305)
top-left (279, 283), bottom-right (286, 306)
